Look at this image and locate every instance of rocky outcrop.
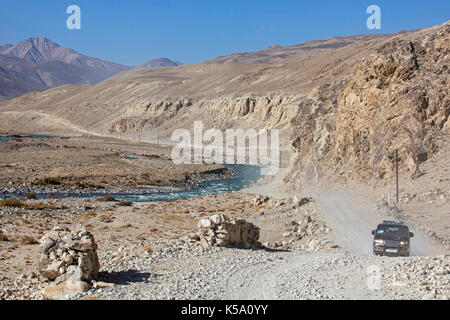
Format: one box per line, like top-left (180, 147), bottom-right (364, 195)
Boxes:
top-left (39, 225), bottom-right (100, 300)
top-left (287, 21), bottom-right (450, 188)
top-left (195, 214), bottom-right (261, 248)
top-left (253, 195), bottom-right (270, 207)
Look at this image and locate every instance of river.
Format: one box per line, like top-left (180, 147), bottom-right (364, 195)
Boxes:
top-left (0, 164), bottom-right (263, 202)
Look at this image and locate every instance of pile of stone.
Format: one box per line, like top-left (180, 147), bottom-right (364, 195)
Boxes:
top-left (291, 214), bottom-right (329, 240)
top-left (253, 195), bottom-right (270, 207)
top-left (266, 209), bottom-right (333, 251)
top-left (195, 214), bottom-right (261, 249)
top-left (38, 225), bottom-right (100, 300)
top-left (293, 197), bottom-right (312, 208)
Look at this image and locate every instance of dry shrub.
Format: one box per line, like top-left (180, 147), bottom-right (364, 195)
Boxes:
top-left (118, 201), bottom-right (133, 206)
top-left (86, 211), bottom-right (97, 217)
top-left (0, 232), bottom-right (9, 241)
top-left (96, 195), bottom-right (116, 202)
top-left (0, 198), bottom-right (24, 208)
top-left (161, 214), bottom-right (186, 223)
top-left (119, 223), bottom-right (132, 229)
top-left (39, 212), bottom-right (52, 218)
top-left (136, 233), bottom-right (147, 241)
top-left (143, 245), bottom-right (153, 253)
top-left (25, 203), bottom-right (60, 211)
top-left (20, 218), bottom-right (32, 225)
top-left (99, 215), bottom-right (114, 223)
top-left (26, 193), bottom-right (37, 200)
top-left (34, 177), bottom-right (61, 186)
top-left (21, 236), bottom-right (39, 245)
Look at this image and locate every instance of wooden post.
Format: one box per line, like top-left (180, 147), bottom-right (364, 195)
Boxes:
top-left (157, 131), bottom-right (160, 153)
top-left (396, 150), bottom-right (399, 204)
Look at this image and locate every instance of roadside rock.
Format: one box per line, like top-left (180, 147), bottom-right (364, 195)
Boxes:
top-left (294, 197), bottom-right (312, 208)
top-left (253, 195), bottom-right (270, 207)
top-left (196, 214), bottom-right (261, 248)
top-left (42, 279), bottom-right (90, 300)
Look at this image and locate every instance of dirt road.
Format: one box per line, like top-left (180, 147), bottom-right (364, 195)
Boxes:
top-left (225, 252), bottom-right (385, 300)
top-left (313, 190), bottom-right (442, 256)
top-left (221, 188), bottom-right (447, 300)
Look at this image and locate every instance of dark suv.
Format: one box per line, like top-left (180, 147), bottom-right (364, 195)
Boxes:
top-left (372, 221), bottom-right (414, 257)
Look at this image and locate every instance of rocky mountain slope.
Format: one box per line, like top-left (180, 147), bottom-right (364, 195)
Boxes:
top-left (288, 21), bottom-right (449, 189)
top-left (0, 38), bottom-right (132, 101)
top-left (208, 33), bottom-right (394, 64)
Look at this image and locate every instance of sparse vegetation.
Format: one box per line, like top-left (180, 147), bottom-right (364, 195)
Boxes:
top-left (0, 232), bottom-right (9, 241)
top-left (26, 193), bottom-right (37, 200)
top-left (21, 236), bottom-right (39, 245)
top-left (143, 245), bottom-right (153, 253)
top-left (160, 214), bottom-right (187, 223)
top-left (96, 195), bottom-right (116, 202)
top-left (74, 181), bottom-right (105, 189)
top-left (24, 203), bottom-right (61, 211)
top-left (99, 215), bottom-right (114, 223)
top-left (34, 177), bottom-right (61, 186)
top-left (0, 198), bottom-right (24, 208)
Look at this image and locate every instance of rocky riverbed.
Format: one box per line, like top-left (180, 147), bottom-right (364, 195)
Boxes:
top-left (0, 134), bottom-right (234, 198)
top-left (0, 167), bottom-right (235, 198)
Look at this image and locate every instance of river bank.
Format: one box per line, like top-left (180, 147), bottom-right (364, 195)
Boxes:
top-left (0, 134), bottom-right (241, 198)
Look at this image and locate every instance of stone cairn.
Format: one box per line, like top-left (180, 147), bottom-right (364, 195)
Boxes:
top-left (38, 225), bottom-right (100, 299)
top-left (195, 214), bottom-right (261, 249)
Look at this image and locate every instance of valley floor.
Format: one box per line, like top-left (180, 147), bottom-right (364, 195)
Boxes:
top-left (0, 186), bottom-right (448, 300)
top-left (0, 115), bottom-right (449, 300)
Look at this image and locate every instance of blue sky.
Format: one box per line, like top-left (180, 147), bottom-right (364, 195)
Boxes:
top-left (0, 0), bottom-right (448, 66)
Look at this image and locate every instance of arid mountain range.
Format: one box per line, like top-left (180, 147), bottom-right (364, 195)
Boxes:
top-left (0, 21), bottom-right (448, 190)
top-left (0, 38), bottom-right (183, 101)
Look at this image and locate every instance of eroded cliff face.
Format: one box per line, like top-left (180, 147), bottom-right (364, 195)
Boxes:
top-left (107, 95), bottom-right (299, 136)
top-left (287, 22), bottom-right (449, 189)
